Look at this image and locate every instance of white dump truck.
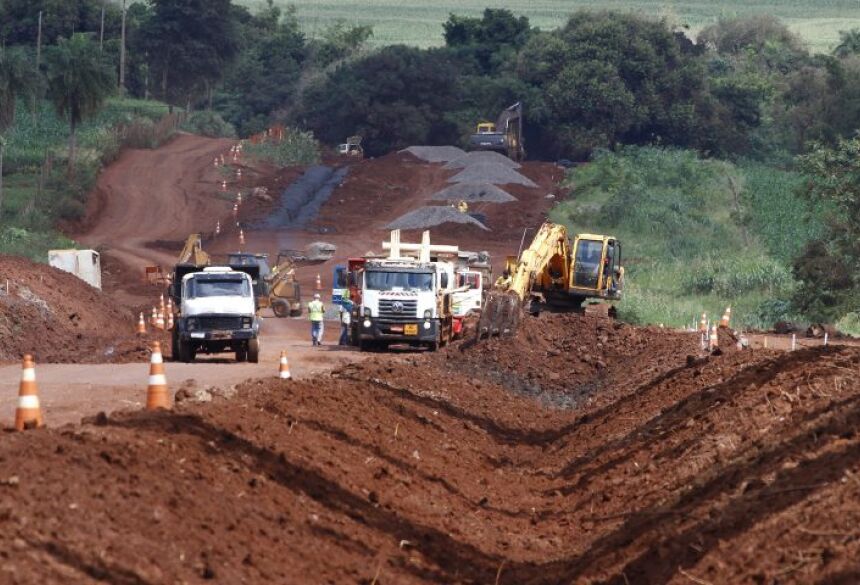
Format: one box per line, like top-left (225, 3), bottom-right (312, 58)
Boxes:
top-left (171, 266), bottom-right (261, 363)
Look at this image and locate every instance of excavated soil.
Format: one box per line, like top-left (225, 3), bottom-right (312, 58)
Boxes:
top-left (2, 313), bottom-right (858, 584)
top-left (0, 256), bottom-right (164, 364)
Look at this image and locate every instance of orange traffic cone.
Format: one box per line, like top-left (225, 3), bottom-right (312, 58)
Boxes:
top-left (232, 203), bottom-right (239, 217)
top-left (14, 355), bottom-right (43, 431)
top-left (155, 310), bottom-right (165, 330)
top-left (215, 220), bottom-right (221, 236)
top-left (698, 312), bottom-right (707, 334)
top-left (150, 306), bottom-right (158, 326)
top-left (136, 312), bottom-right (147, 335)
top-left (720, 306), bottom-right (731, 328)
top-left (315, 273), bottom-right (322, 291)
top-left (236, 191), bottom-right (242, 204)
top-left (239, 229), bottom-right (245, 248)
top-left (236, 168), bottom-right (242, 179)
top-left (708, 325), bottom-right (719, 351)
top-left (159, 294), bottom-right (166, 314)
top-left (278, 350), bottom-right (291, 380)
top-left (146, 342), bottom-right (170, 410)
top-left (221, 180), bottom-right (227, 192)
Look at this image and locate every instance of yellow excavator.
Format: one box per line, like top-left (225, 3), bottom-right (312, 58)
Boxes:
top-left (145, 234), bottom-right (210, 285)
top-left (477, 222), bottom-right (623, 337)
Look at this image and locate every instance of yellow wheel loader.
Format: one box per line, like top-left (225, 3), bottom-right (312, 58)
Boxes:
top-left (477, 221), bottom-right (623, 337)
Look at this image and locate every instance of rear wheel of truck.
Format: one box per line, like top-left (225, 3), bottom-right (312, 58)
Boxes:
top-left (248, 338), bottom-right (260, 364)
top-left (178, 339), bottom-right (195, 363)
top-left (272, 300), bottom-right (289, 318)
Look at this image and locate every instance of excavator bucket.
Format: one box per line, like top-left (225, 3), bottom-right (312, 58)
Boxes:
top-left (476, 290), bottom-right (521, 339)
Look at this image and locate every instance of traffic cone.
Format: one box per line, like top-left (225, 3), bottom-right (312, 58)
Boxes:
top-left (14, 355), bottom-right (43, 431)
top-left (315, 273), bottom-right (322, 291)
top-left (159, 294), bottom-right (166, 315)
top-left (232, 203), bottom-right (239, 218)
top-left (239, 229), bottom-right (245, 247)
top-left (146, 342), bottom-right (170, 410)
top-left (720, 306), bottom-right (731, 328)
top-left (278, 351), bottom-right (291, 380)
top-left (236, 191), bottom-right (242, 204)
top-left (221, 180), bottom-right (227, 192)
top-left (698, 312), bottom-right (707, 334)
top-left (213, 157), bottom-right (219, 167)
top-left (236, 168), bottom-right (242, 179)
top-left (136, 312), bottom-right (147, 335)
top-left (155, 310), bottom-right (165, 331)
top-left (150, 306), bottom-right (158, 326)
top-left (167, 311), bottom-right (174, 331)
top-left (215, 220), bottom-right (221, 236)
top-left (708, 325), bottom-right (719, 351)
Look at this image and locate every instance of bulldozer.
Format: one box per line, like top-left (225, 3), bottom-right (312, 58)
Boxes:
top-left (468, 102), bottom-right (524, 161)
top-left (477, 221), bottom-right (623, 337)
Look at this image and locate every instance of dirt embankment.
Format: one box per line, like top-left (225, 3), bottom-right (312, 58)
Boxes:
top-left (2, 313), bottom-right (858, 584)
top-left (0, 255), bottom-right (165, 364)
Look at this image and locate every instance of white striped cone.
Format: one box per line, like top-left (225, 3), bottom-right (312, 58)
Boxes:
top-left (150, 306), bottom-right (158, 326)
top-left (146, 342), bottom-right (170, 410)
top-left (221, 180), bottom-right (227, 192)
top-left (215, 221), bottom-right (221, 236)
top-left (708, 325), bottom-right (719, 351)
top-left (315, 274), bottom-right (322, 291)
top-left (136, 312), bottom-right (147, 335)
top-left (236, 192), bottom-right (242, 204)
top-left (698, 312), bottom-right (707, 334)
top-left (155, 310), bottom-right (165, 331)
top-left (239, 229), bottom-right (245, 247)
top-left (279, 351), bottom-right (291, 380)
top-left (15, 354), bottom-right (43, 431)
top-left (720, 306), bottom-right (731, 328)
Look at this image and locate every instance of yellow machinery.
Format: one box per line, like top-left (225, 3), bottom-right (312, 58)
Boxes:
top-left (468, 102), bottom-right (525, 161)
top-left (478, 222), bottom-right (623, 337)
top-left (338, 135), bottom-right (364, 157)
top-left (267, 252), bottom-right (303, 317)
top-left (146, 234), bottom-right (209, 285)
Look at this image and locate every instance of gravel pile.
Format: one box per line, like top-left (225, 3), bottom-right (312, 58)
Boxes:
top-left (444, 151), bottom-right (521, 169)
top-left (429, 182), bottom-right (517, 203)
top-left (449, 162), bottom-right (538, 187)
top-left (386, 206), bottom-right (489, 231)
top-left (399, 146), bottom-right (466, 163)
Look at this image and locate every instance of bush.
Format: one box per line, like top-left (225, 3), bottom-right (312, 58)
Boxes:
top-left (836, 312), bottom-right (860, 337)
top-left (180, 111), bottom-right (237, 138)
top-left (244, 128), bottom-right (320, 166)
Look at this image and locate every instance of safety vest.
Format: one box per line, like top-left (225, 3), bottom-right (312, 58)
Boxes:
top-left (308, 300), bottom-right (325, 322)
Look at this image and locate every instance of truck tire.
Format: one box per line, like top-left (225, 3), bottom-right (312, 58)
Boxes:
top-left (178, 339), bottom-right (195, 363)
top-left (171, 330), bottom-right (180, 361)
top-left (236, 347), bottom-right (248, 362)
top-left (272, 300), bottom-right (289, 318)
top-left (248, 338), bottom-right (260, 364)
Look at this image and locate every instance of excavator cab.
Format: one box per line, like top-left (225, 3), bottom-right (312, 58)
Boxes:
top-left (475, 122), bottom-right (497, 134)
top-left (570, 235), bottom-right (622, 300)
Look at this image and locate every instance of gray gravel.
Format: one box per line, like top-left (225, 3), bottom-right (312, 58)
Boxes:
top-left (448, 162), bottom-right (538, 187)
top-left (444, 151), bottom-right (521, 169)
top-left (429, 182), bottom-right (517, 203)
top-left (386, 206), bottom-right (489, 231)
top-left (399, 145), bottom-right (466, 163)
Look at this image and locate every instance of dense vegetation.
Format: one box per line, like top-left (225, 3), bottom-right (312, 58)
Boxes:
top-left (0, 0), bottom-right (857, 328)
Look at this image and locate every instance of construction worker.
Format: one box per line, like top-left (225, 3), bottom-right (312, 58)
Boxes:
top-left (308, 293), bottom-right (325, 346)
top-left (495, 269), bottom-right (512, 289)
top-left (339, 299), bottom-right (353, 346)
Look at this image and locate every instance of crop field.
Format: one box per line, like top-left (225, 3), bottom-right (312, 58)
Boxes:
top-left (238, 0), bottom-right (860, 53)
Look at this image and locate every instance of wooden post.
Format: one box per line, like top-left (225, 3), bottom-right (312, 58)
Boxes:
top-left (119, 0), bottom-right (127, 97)
top-left (100, 1), bottom-right (106, 52)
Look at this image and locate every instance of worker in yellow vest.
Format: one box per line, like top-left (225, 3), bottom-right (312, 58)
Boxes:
top-left (308, 293), bottom-right (325, 346)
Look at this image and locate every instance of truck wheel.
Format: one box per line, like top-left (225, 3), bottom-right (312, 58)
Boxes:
top-left (171, 330), bottom-right (180, 361)
top-left (272, 300), bottom-right (289, 318)
top-left (289, 307), bottom-right (302, 317)
top-left (178, 339), bottom-right (195, 363)
top-left (236, 347), bottom-right (248, 362)
top-left (248, 338), bottom-right (260, 364)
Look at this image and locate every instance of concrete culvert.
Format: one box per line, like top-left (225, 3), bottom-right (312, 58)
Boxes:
top-left (448, 163), bottom-right (538, 187)
top-left (386, 206), bottom-right (490, 231)
top-left (399, 146), bottom-right (467, 163)
top-left (429, 183), bottom-right (517, 203)
top-left (444, 151), bottom-right (521, 169)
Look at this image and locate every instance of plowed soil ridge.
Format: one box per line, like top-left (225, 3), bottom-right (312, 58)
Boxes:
top-left (1, 314), bottom-right (858, 584)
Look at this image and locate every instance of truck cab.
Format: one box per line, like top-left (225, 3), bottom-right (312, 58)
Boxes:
top-left (173, 267), bottom-right (261, 363)
top-left (356, 259), bottom-right (454, 351)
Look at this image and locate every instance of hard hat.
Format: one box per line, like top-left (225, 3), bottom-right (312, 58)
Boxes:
top-left (313, 293), bottom-right (321, 299)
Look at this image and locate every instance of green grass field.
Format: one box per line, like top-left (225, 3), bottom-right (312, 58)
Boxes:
top-left (238, 0), bottom-right (860, 53)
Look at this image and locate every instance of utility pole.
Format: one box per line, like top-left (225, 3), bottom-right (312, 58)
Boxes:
top-left (100, 1), bottom-right (106, 52)
top-left (33, 10), bottom-right (42, 119)
top-left (119, 0), bottom-right (127, 97)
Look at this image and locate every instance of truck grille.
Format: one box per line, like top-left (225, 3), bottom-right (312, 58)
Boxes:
top-left (197, 316), bottom-right (243, 330)
top-left (378, 299), bottom-right (418, 320)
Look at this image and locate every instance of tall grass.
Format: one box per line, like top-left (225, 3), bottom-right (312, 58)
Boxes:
top-left (554, 146), bottom-right (817, 329)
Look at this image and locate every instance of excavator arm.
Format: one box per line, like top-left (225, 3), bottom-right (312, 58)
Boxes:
top-left (507, 222), bottom-right (570, 301)
top-left (178, 234), bottom-right (210, 266)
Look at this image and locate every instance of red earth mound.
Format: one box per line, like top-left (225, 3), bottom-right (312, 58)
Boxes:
top-left (0, 255), bottom-right (162, 364)
top-left (1, 314), bottom-right (858, 584)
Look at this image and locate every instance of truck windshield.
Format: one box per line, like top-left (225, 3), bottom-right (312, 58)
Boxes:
top-left (187, 278), bottom-right (250, 298)
top-left (365, 271), bottom-right (433, 291)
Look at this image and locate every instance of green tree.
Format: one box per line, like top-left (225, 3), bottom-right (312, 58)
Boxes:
top-left (44, 33), bottom-right (115, 175)
top-left (0, 46), bottom-right (37, 222)
top-left (0, 0), bottom-right (123, 45)
top-left (141, 0), bottom-right (241, 106)
top-left (834, 29), bottom-right (860, 58)
top-left (443, 9), bottom-right (532, 75)
top-left (792, 138), bottom-right (860, 319)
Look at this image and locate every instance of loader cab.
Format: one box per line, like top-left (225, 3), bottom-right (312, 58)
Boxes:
top-left (570, 235), bottom-right (622, 299)
top-left (332, 264), bottom-right (349, 306)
